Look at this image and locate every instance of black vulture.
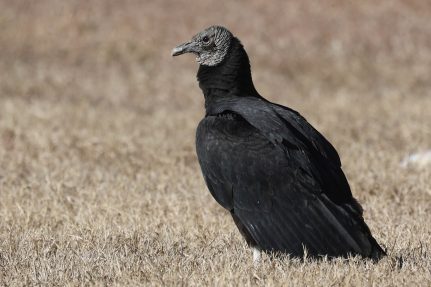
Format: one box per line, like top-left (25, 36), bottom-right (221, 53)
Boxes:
top-left (172, 25), bottom-right (385, 261)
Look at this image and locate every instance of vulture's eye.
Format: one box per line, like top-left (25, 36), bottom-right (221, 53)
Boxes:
top-left (202, 36), bottom-right (210, 43)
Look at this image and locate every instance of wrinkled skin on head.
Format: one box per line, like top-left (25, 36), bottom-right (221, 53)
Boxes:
top-left (172, 25), bottom-right (233, 66)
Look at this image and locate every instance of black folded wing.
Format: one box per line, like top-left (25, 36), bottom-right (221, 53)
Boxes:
top-left (199, 97), bottom-right (384, 259)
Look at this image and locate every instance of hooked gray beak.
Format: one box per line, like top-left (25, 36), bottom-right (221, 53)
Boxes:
top-left (171, 41), bottom-right (198, 56)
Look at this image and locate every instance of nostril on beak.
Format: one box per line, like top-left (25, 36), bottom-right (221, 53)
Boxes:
top-left (171, 41), bottom-right (196, 57)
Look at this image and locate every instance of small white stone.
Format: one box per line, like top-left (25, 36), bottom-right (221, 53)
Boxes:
top-left (400, 150), bottom-right (431, 168)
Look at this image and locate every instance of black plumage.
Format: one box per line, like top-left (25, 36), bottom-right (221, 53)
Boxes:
top-left (172, 26), bottom-right (385, 260)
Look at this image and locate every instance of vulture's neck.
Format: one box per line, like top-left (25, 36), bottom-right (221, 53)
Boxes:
top-left (197, 37), bottom-right (261, 115)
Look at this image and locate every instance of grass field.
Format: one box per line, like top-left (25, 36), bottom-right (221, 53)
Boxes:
top-left (1, 0), bottom-right (430, 285)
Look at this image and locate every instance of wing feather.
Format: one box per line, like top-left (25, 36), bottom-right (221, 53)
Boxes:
top-left (198, 97), bottom-right (385, 259)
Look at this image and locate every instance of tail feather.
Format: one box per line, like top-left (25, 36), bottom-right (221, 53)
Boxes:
top-left (369, 236), bottom-right (386, 261)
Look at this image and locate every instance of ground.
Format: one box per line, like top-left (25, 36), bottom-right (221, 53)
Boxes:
top-left (0, 1), bottom-right (430, 286)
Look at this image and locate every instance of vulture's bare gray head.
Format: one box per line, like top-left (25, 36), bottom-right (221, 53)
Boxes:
top-left (172, 25), bottom-right (233, 66)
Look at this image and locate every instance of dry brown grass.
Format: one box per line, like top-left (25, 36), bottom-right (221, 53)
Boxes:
top-left (0, 0), bottom-right (430, 286)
